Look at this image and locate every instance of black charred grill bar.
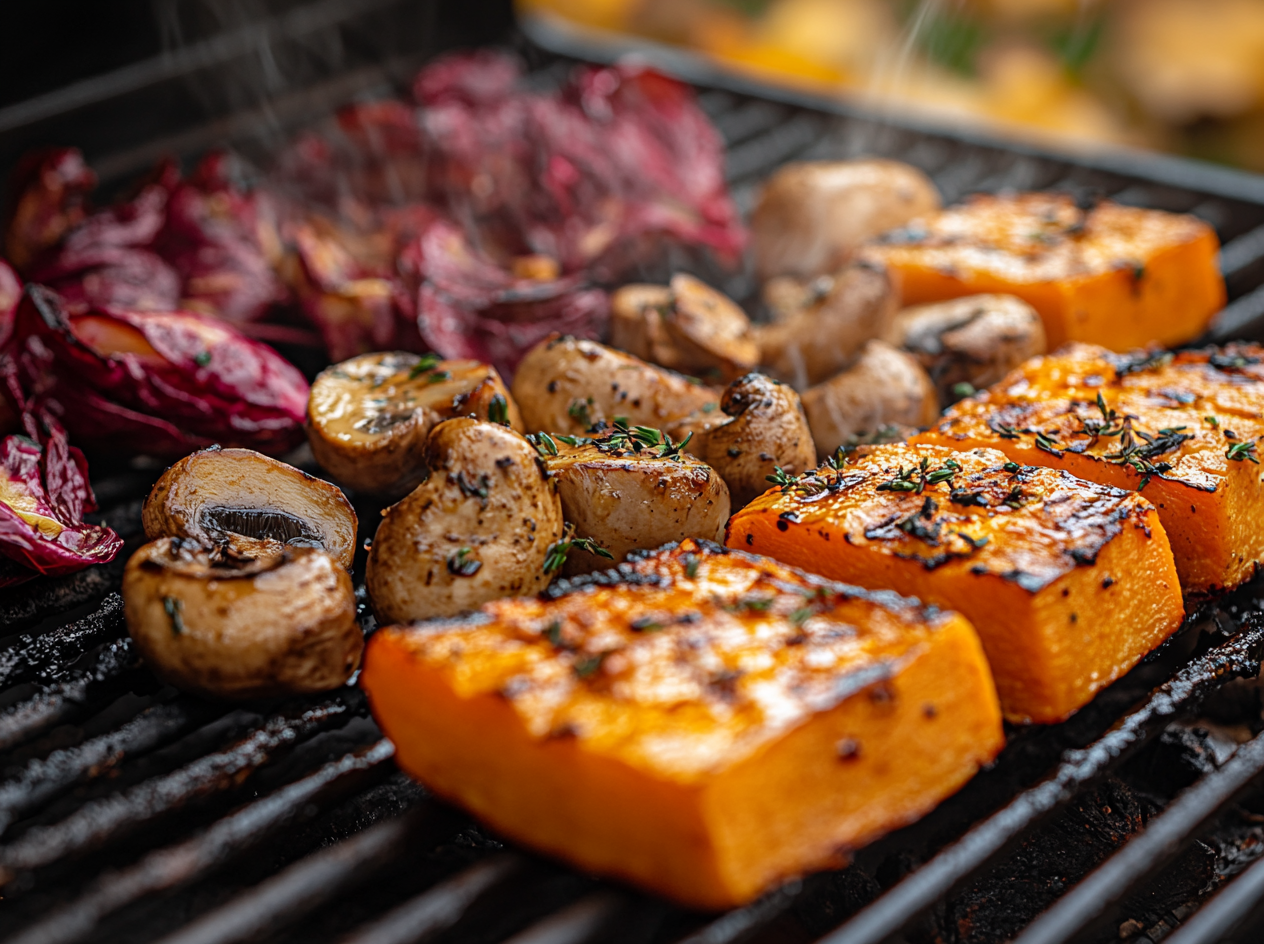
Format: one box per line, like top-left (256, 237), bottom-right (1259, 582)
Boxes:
top-left (8, 1), bottom-right (1264, 942)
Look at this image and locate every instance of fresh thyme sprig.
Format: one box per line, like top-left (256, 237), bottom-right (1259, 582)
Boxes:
top-left (543, 535), bottom-right (615, 573)
top-left (407, 352), bottom-right (442, 379)
top-left (528, 432), bottom-right (559, 456)
top-left (1227, 440), bottom-right (1259, 464)
top-left (487, 394), bottom-right (510, 426)
top-left (601, 421), bottom-right (692, 459)
top-left (447, 547), bottom-right (482, 577)
top-left (875, 457), bottom-right (960, 493)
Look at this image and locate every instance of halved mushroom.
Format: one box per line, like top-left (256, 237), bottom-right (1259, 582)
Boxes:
top-left (543, 433), bottom-right (730, 574)
top-left (760, 274), bottom-right (836, 323)
top-left (751, 159), bottom-right (942, 282)
top-left (123, 537), bottom-right (361, 700)
top-left (800, 340), bottom-right (939, 459)
top-left (307, 352), bottom-right (522, 499)
top-left (667, 373), bottom-right (817, 507)
top-left (610, 283), bottom-right (673, 364)
top-left (754, 261), bottom-right (900, 389)
top-left (608, 275), bottom-right (758, 382)
top-left (885, 294), bottom-right (1047, 404)
top-left (143, 447), bottom-right (358, 569)
top-left (365, 418), bottom-right (565, 624)
top-left (512, 335), bottom-right (719, 437)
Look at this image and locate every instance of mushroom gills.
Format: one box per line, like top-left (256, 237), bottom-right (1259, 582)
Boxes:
top-left (199, 506), bottom-right (324, 548)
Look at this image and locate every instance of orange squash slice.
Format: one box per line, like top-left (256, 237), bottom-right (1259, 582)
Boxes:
top-left (727, 443), bottom-right (1184, 724)
top-left (914, 342), bottom-right (1264, 594)
top-left (861, 193), bottom-right (1224, 351)
top-left (361, 540), bottom-right (1002, 909)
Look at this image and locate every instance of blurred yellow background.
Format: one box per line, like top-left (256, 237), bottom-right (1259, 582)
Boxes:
top-left (518, 0), bottom-right (1264, 169)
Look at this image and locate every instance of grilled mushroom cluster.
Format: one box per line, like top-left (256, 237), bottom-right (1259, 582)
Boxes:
top-left (124, 447), bottom-right (362, 700)
top-left (596, 159), bottom-right (1055, 456)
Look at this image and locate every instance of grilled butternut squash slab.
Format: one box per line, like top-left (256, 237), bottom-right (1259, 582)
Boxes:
top-left (362, 540), bottom-right (1003, 909)
top-left (914, 342), bottom-right (1264, 594)
top-left (727, 444), bottom-right (1183, 723)
top-left (861, 193), bottom-right (1224, 351)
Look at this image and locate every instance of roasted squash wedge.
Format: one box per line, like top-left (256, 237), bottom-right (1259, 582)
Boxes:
top-left (861, 193), bottom-right (1224, 351)
top-left (362, 540), bottom-right (1003, 909)
top-left (727, 444), bottom-right (1184, 724)
top-left (913, 342), bottom-right (1264, 594)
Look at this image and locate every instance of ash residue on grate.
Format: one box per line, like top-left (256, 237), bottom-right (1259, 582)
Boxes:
top-left (927, 778), bottom-right (1145, 944)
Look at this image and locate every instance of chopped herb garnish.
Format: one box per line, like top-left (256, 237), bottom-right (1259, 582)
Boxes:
top-left (629, 616), bottom-right (664, 632)
top-left (487, 394), bottom-right (510, 426)
top-left (194, 351), bottom-right (212, 367)
top-left (447, 547), bottom-right (482, 577)
top-left (729, 595), bottom-right (774, 613)
top-left (163, 596), bottom-right (184, 635)
top-left (1035, 431), bottom-right (1063, 455)
top-left (568, 397), bottom-right (594, 428)
top-left (544, 621), bottom-right (563, 647)
top-left (1227, 441), bottom-right (1259, 464)
top-left (1003, 461), bottom-right (1020, 473)
top-left (407, 353), bottom-right (442, 379)
top-left (988, 419), bottom-right (1020, 440)
top-left (876, 457), bottom-right (959, 493)
top-left (683, 554), bottom-right (700, 579)
top-left (529, 432), bottom-right (559, 457)
top-left (789, 607), bottom-right (813, 625)
top-left (426, 370), bottom-right (452, 384)
top-left (766, 467), bottom-right (796, 489)
top-left (574, 653), bottom-right (607, 679)
top-left (950, 381), bottom-right (976, 398)
top-left (658, 431), bottom-right (693, 459)
top-left (544, 535), bottom-right (614, 573)
top-left (455, 472), bottom-right (490, 500)
top-left (701, 403), bottom-right (718, 413)
top-left (1205, 415), bottom-right (1220, 428)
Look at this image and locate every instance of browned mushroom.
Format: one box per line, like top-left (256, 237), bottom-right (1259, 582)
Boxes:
top-left (124, 538), bottom-right (361, 700)
top-left (800, 340), bottom-right (939, 459)
top-left (365, 418), bottom-right (566, 624)
top-left (307, 352), bottom-right (521, 500)
top-left (143, 447), bottom-right (358, 569)
top-left (750, 159), bottom-right (941, 281)
top-left (886, 294), bottom-right (1047, 404)
top-left (754, 261), bottom-right (901, 389)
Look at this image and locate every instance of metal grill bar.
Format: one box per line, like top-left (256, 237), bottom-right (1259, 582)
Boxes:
top-left (0, 568), bottom-right (123, 632)
top-left (0, 594), bottom-right (125, 691)
top-left (1209, 284), bottom-right (1264, 341)
top-left (677, 882), bottom-right (804, 944)
top-left (500, 891), bottom-right (627, 944)
top-left (0, 700), bottom-right (211, 834)
top-left (0, 637), bottom-right (143, 751)
top-left (151, 802), bottom-right (460, 944)
top-left (0, 692), bottom-right (365, 874)
top-left (5, 739), bottom-right (397, 944)
top-left (1164, 849), bottom-right (1264, 944)
top-left (336, 854), bottom-right (526, 944)
top-left (811, 622), bottom-right (1264, 944)
top-left (1013, 729), bottom-right (1264, 944)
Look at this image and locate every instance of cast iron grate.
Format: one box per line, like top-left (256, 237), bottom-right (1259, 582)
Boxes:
top-left (9, 17), bottom-right (1264, 944)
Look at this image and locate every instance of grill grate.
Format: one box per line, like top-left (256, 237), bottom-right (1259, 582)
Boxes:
top-left (8, 19), bottom-right (1264, 944)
